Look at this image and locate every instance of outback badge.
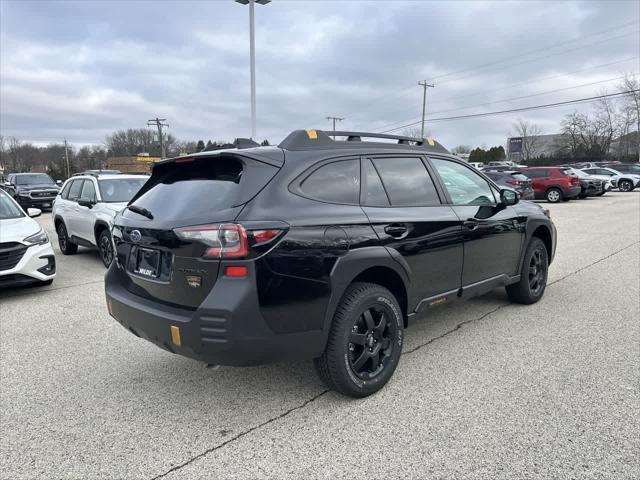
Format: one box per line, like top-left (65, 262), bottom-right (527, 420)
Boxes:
top-left (185, 275), bottom-right (202, 288)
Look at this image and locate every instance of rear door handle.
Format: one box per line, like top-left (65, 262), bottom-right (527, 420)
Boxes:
top-left (384, 224), bottom-right (408, 237)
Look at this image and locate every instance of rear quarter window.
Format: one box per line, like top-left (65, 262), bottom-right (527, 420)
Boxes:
top-left (298, 159), bottom-right (360, 204)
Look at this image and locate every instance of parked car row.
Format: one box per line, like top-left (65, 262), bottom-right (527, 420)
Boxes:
top-left (0, 171), bottom-right (149, 289)
top-left (480, 163), bottom-right (640, 202)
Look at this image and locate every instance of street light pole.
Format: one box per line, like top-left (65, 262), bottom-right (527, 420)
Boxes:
top-left (236, 0), bottom-right (271, 140)
top-left (249, 0), bottom-right (256, 140)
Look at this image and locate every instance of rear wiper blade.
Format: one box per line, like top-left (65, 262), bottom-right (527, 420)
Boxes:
top-left (126, 205), bottom-right (154, 220)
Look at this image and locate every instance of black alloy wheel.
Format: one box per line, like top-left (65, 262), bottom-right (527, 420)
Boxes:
top-left (98, 230), bottom-right (114, 268)
top-left (56, 222), bottom-right (78, 255)
top-left (506, 237), bottom-right (548, 304)
top-left (348, 305), bottom-right (397, 380)
top-left (314, 282), bottom-right (403, 398)
top-left (528, 247), bottom-right (546, 297)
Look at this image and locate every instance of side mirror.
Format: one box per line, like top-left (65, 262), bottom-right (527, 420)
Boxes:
top-left (56, 180), bottom-right (62, 185)
top-left (3, 182), bottom-right (10, 187)
top-left (500, 188), bottom-right (519, 206)
top-left (27, 208), bottom-right (42, 218)
top-left (78, 197), bottom-right (95, 208)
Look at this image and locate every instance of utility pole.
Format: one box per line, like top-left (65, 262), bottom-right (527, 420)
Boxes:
top-left (418, 81), bottom-right (435, 139)
top-left (147, 118), bottom-right (169, 158)
top-left (63, 139), bottom-right (70, 178)
top-left (326, 116), bottom-right (344, 136)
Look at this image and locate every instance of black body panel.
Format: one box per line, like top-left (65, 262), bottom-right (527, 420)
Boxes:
top-left (105, 137), bottom-right (557, 366)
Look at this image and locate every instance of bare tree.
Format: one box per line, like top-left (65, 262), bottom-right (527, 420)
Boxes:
top-left (618, 73), bottom-right (640, 162)
top-left (452, 145), bottom-right (471, 154)
top-left (513, 119), bottom-right (543, 161)
top-left (402, 127), bottom-right (430, 139)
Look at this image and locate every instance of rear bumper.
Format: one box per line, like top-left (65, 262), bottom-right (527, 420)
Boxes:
top-left (564, 186), bottom-right (581, 198)
top-left (104, 263), bottom-right (325, 366)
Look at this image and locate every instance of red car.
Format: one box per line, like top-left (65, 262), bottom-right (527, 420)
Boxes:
top-left (522, 167), bottom-right (581, 203)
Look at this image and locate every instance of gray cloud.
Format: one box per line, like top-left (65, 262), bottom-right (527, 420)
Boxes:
top-left (1, 0), bottom-right (638, 149)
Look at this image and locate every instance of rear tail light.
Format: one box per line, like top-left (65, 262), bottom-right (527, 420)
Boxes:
top-left (174, 224), bottom-right (249, 258)
top-left (251, 229), bottom-right (280, 245)
top-left (174, 224), bottom-right (282, 259)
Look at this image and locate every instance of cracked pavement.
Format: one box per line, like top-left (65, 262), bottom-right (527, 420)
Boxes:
top-left (1, 192), bottom-right (639, 479)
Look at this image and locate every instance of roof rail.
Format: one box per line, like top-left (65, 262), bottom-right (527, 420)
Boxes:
top-left (278, 129), bottom-right (449, 153)
top-left (72, 169), bottom-right (122, 177)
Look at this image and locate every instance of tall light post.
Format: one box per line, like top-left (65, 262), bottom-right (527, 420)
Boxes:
top-left (235, 0), bottom-right (270, 140)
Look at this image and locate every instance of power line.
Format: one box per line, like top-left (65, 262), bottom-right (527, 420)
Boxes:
top-left (428, 20), bottom-right (639, 82)
top-left (375, 74), bottom-right (634, 133)
top-left (331, 19), bottom-right (638, 121)
top-left (379, 90), bottom-right (639, 133)
top-left (433, 31), bottom-right (637, 86)
top-left (351, 56), bottom-right (639, 131)
top-left (427, 56), bottom-right (638, 108)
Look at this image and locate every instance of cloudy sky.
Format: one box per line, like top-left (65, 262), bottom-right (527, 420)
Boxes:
top-left (1, 0), bottom-right (638, 150)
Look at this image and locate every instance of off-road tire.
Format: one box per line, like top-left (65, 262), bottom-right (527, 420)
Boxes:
top-left (314, 282), bottom-right (404, 398)
top-left (506, 237), bottom-right (548, 304)
top-left (98, 229), bottom-right (114, 268)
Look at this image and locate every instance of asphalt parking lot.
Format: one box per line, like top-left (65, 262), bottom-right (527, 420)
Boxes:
top-left (1, 192), bottom-right (639, 479)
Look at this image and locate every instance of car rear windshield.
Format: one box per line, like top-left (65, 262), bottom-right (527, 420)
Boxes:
top-left (0, 191), bottom-right (24, 219)
top-left (16, 174), bottom-right (55, 185)
top-left (98, 178), bottom-right (148, 203)
top-left (128, 155), bottom-right (278, 219)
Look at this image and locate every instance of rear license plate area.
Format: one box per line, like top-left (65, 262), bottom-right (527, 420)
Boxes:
top-left (135, 248), bottom-right (160, 278)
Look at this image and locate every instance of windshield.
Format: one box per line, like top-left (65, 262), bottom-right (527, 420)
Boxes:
top-left (572, 169), bottom-right (588, 178)
top-left (98, 178), bottom-right (148, 203)
top-left (0, 190), bottom-right (24, 219)
top-left (16, 174), bottom-right (55, 186)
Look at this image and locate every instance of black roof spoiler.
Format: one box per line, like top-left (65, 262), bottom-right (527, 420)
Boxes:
top-left (202, 138), bottom-right (260, 152)
top-left (279, 129), bottom-right (450, 153)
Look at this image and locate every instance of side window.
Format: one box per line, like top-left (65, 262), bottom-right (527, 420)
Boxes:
top-left (432, 158), bottom-right (496, 205)
top-left (67, 180), bottom-right (83, 201)
top-left (371, 157), bottom-right (440, 206)
top-left (80, 179), bottom-right (96, 201)
top-left (362, 159), bottom-right (389, 206)
top-left (598, 169), bottom-right (613, 176)
top-left (60, 181), bottom-right (72, 199)
top-left (299, 159), bottom-right (360, 204)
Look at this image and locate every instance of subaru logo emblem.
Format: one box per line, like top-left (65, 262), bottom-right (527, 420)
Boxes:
top-left (130, 230), bottom-right (142, 243)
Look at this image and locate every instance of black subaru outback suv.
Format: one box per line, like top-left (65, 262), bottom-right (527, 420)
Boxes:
top-left (105, 130), bottom-right (556, 397)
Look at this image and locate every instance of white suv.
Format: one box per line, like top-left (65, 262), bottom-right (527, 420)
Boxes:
top-left (52, 172), bottom-right (149, 266)
top-left (0, 189), bottom-right (56, 288)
